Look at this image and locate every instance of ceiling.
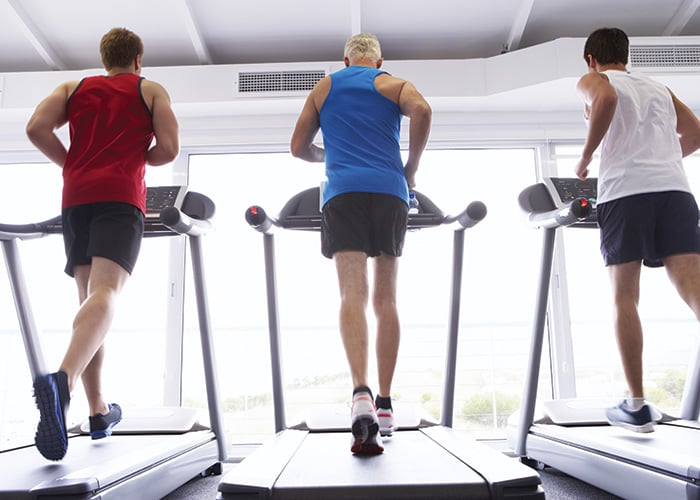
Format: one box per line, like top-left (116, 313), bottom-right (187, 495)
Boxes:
top-left (2, 0), bottom-right (700, 73)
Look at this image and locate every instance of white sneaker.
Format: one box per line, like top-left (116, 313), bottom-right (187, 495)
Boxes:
top-left (377, 407), bottom-right (395, 436)
top-left (350, 391), bottom-right (383, 454)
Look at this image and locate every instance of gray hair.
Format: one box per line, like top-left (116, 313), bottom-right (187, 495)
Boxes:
top-left (344, 33), bottom-right (382, 61)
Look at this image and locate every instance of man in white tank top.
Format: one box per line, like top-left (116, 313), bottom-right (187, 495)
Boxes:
top-left (575, 27), bottom-right (700, 432)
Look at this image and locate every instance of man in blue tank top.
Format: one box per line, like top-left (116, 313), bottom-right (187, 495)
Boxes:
top-left (575, 27), bottom-right (700, 433)
top-left (291, 33), bottom-right (431, 454)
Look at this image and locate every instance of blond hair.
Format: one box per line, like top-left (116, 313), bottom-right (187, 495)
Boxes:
top-left (344, 33), bottom-right (382, 61)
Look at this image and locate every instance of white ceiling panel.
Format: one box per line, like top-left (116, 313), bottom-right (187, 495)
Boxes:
top-left (193, 0), bottom-right (353, 64)
top-left (0, 0), bottom-right (699, 72)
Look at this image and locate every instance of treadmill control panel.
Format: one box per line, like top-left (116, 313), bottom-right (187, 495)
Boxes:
top-left (145, 186), bottom-right (186, 217)
top-left (546, 177), bottom-right (597, 205)
top-left (543, 177), bottom-right (598, 226)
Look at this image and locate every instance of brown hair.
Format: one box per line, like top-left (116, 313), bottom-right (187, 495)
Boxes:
top-left (100, 28), bottom-right (144, 70)
top-left (583, 27), bottom-right (629, 66)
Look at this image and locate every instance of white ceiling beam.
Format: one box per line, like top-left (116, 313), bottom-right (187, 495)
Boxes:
top-left (6, 0), bottom-right (66, 70)
top-left (663, 0), bottom-right (700, 35)
top-left (504, 0), bottom-right (535, 53)
top-left (182, 0), bottom-right (212, 64)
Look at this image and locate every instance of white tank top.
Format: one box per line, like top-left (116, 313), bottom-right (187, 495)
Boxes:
top-left (597, 70), bottom-right (690, 204)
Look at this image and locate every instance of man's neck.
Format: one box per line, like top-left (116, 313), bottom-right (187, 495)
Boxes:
top-left (106, 65), bottom-right (136, 77)
top-left (596, 62), bottom-right (627, 73)
top-left (347, 57), bottom-right (378, 68)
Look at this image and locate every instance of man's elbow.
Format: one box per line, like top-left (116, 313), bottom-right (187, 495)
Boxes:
top-left (682, 132), bottom-right (700, 157)
top-left (158, 135), bottom-right (180, 163)
top-left (412, 101), bottom-right (432, 124)
top-left (289, 139), bottom-right (305, 160)
top-left (162, 142), bottom-right (180, 163)
top-left (25, 120), bottom-right (43, 144)
top-left (147, 138), bottom-right (180, 166)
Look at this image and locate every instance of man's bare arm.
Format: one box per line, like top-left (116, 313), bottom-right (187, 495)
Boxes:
top-left (144, 81), bottom-right (179, 166)
top-left (669, 89), bottom-right (700, 158)
top-left (398, 82), bottom-right (431, 189)
top-left (574, 72), bottom-right (617, 179)
top-left (25, 82), bottom-right (75, 167)
top-left (290, 78), bottom-right (329, 163)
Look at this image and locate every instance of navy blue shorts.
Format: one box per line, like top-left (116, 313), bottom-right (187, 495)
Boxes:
top-left (597, 191), bottom-right (700, 268)
top-left (62, 202), bottom-right (144, 277)
top-left (321, 192), bottom-right (408, 259)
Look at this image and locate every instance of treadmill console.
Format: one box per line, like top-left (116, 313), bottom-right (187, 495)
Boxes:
top-left (543, 177), bottom-right (597, 205)
top-left (143, 186), bottom-right (189, 236)
top-left (145, 186), bottom-right (186, 218)
top-left (543, 177), bottom-right (598, 225)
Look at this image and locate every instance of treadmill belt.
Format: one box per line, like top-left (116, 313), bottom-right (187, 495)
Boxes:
top-left (219, 428), bottom-right (543, 499)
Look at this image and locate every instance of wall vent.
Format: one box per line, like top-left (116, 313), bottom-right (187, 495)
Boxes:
top-left (629, 45), bottom-right (700, 70)
top-left (237, 70), bottom-right (325, 94)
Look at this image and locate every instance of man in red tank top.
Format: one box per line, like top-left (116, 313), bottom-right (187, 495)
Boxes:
top-left (25, 27), bottom-right (179, 461)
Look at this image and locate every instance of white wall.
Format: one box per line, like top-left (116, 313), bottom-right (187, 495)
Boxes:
top-left (1, 36), bottom-right (699, 159)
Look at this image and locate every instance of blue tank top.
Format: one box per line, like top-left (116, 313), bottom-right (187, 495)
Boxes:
top-left (319, 66), bottom-right (407, 207)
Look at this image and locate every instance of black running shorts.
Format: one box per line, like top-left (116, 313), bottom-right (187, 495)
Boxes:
top-left (597, 191), bottom-right (700, 268)
top-left (321, 192), bottom-right (409, 259)
top-left (62, 202), bottom-right (145, 276)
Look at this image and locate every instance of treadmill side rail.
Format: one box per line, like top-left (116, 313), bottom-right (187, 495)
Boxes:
top-left (422, 426), bottom-right (544, 499)
top-left (218, 429), bottom-right (307, 496)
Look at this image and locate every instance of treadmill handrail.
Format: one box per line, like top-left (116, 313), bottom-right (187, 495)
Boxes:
top-left (0, 215), bottom-right (63, 240)
top-left (245, 190), bottom-right (488, 234)
top-left (444, 200), bottom-right (487, 229)
top-left (526, 198), bottom-right (592, 229)
top-left (0, 193), bottom-right (215, 240)
top-left (160, 206), bottom-right (212, 237)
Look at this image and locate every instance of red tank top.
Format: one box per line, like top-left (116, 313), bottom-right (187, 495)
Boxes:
top-left (63, 73), bottom-right (155, 213)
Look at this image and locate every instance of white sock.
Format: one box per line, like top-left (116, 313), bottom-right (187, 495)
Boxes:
top-left (625, 397), bottom-right (645, 410)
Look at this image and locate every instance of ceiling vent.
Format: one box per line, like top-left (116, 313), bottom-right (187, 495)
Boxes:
top-left (236, 70), bottom-right (326, 95)
top-left (629, 44), bottom-right (700, 72)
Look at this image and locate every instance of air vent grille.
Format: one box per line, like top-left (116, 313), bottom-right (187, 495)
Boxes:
top-left (238, 70), bottom-right (325, 93)
top-left (630, 45), bottom-right (700, 68)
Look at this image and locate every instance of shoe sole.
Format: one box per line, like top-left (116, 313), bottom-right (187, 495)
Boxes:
top-left (608, 419), bottom-right (655, 433)
top-left (90, 404), bottom-right (123, 439)
top-left (351, 437), bottom-right (384, 454)
top-left (379, 426), bottom-right (394, 437)
top-left (351, 415), bottom-right (383, 454)
top-left (90, 418), bottom-right (122, 440)
top-left (34, 376), bottom-right (68, 461)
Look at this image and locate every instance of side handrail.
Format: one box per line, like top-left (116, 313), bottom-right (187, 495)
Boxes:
top-left (526, 198), bottom-right (592, 229)
top-left (0, 215), bottom-right (63, 241)
top-left (160, 207), bottom-right (212, 237)
top-left (245, 189), bottom-right (488, 234)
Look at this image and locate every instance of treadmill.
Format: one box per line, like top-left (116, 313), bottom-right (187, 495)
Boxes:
top-left (0, 186), bottom-right (228, 499)
top-left (217, 187), bottom-right (544, 499)
top-left (509, 177), bottom-right (700, 500)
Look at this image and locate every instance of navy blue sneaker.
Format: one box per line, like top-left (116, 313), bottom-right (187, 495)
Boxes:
top-left (33, 371), bottom-right (71, 461)
top-left (605, 401), bottom-right (655, 433)
top-left (89, 403), bottom-right (122, 439)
